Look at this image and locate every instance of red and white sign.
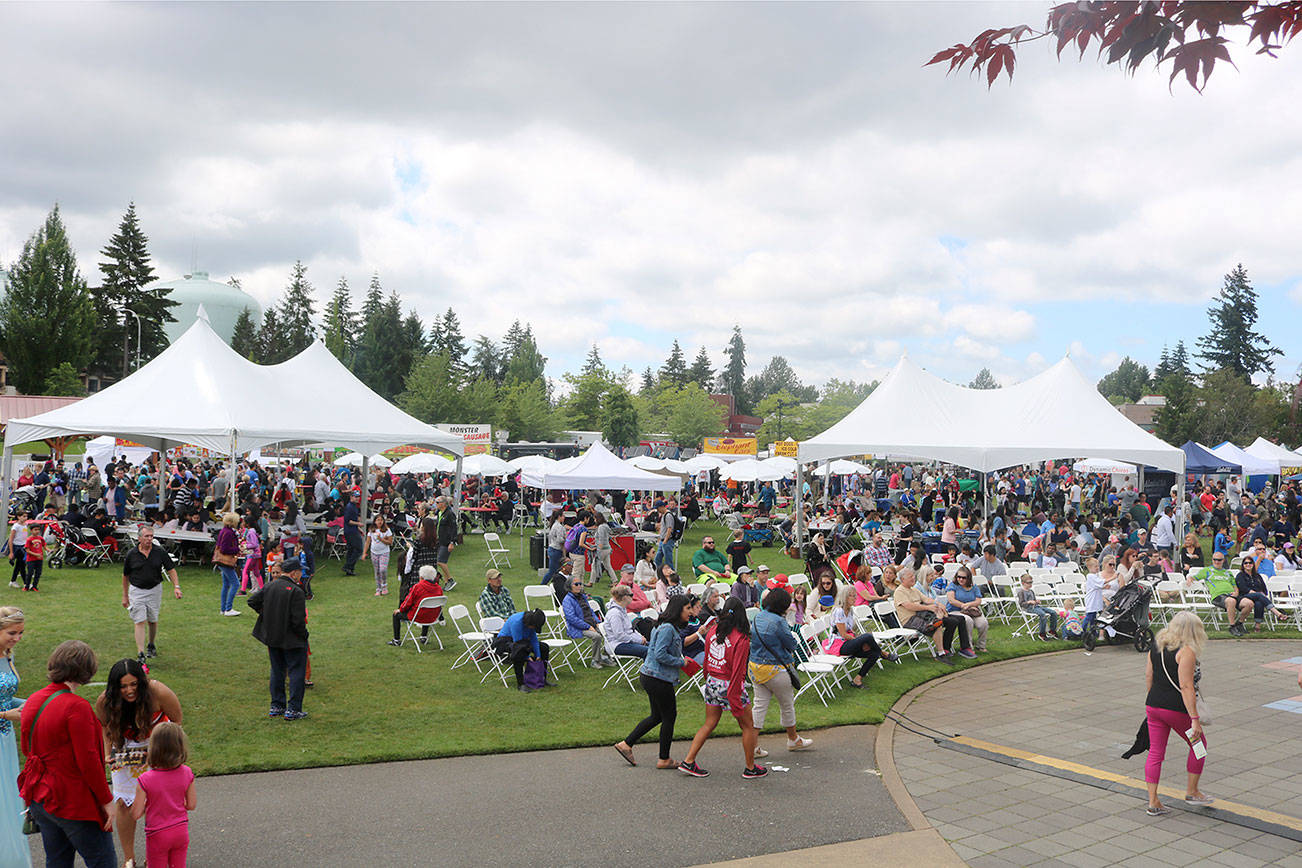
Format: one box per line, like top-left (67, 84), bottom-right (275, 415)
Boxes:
top-left (436, 424), bottom-right (492, 456)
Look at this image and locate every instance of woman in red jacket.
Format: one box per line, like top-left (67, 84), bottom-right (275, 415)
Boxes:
top-left (388, 565), bottom-right (444, 646)
top-left (19, 640), bottom-right (116, 868)
top-left (677, 598), bottom-right (765, 779)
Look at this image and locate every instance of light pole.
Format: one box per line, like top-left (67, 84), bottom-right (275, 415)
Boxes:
top-left (122, 307), bottom-right (143, 376)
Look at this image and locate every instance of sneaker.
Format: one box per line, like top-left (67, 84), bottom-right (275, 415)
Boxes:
top-left (268, 707), bottom-right (285, 718)
top-left (1185, 793), bottom-right (1215, 806)
top-left (283, 710), bottom-right (308, 721)
top-left (590, 662), bottom-right (606, 670)
top-left (443, 579), bottom-right (457, 591)
top-left (882, 651), bottom-right (900, 662)
top-left (938, 653), bottom-right (956, 665)
top-left (418, 636), bottom-right (429, 645)
top-left (7, 581), bottom-right (16, 589)
top-left (678, 760), bottom-right (710, 778)
top-left (518, 685), bottom-right (534, 693)
top-left (146, 644), bottom-right (157, 659)
top-left (1145, 804), bottom-right (1170, 816)
top-left (226, 609), bottom-right (242, 616)
top-left (753, 747), bottom-right (769, 758)
top-left (137, 652), bottom-right (147, 669)
top-left (957, 649), bottom-right (977, 659)
top-left (787, 736), bottom-right (813, 751)
top-left (387, 639), bottom-right (402, 646)
top-left (742, 764), bottom-right (769, 779)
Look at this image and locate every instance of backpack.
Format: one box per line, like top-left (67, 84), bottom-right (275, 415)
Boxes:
top-left (564, 523), bottom-right (585, 554)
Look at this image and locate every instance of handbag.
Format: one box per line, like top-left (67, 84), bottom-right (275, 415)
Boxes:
top-left (213, 549), bottom-right (237, 567)
top-left (1159, 648), bottom-right (1211, 726)
top-left (904, 611), bottom-right (941, 634)
top-left (17, 687), bottom-right (72, 835)
top-left (523, 657), bottom-right (548, 690)
top-left (821, 635), bottom-right (845, 655)
top-left (752, 617), bottom-right (801, 691)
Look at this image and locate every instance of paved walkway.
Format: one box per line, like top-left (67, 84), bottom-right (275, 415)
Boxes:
top-left (885, 638), bottom-right (1302, 867)
top-left (30, 725), bottom-right (907, 867)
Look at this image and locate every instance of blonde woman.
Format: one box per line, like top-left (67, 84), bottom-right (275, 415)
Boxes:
top-left (1143, 611), bottom-right (1212, 815)
top-left (0, 608), bottom-right (29, 866)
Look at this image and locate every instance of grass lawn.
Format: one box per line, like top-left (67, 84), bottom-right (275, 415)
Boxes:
top-left (12, 519), bottom-right (1297, 777)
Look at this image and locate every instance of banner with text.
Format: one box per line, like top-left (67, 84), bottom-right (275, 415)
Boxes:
top-left (772, 439), bottom-right (799, 458)
top-left (436, 423), bottom-right (492, 456)
top-left (703, 436), bottom-right (757, 456)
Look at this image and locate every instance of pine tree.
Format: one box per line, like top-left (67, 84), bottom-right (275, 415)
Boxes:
top-left (255, 307), bottom-right (287, 364)
top-left (687, 346), bottom-right (714, 388)
top-left (278, 260), bottom-right (316, 356)
top-left (431, 308), bottom-right (469, 382)
top-left (395, 310), bottom-right (426, 392)
top-left (471, 336), bottom-right (502, 383)
top-left (504, 334), bottom-right (547, 385)
top-left (1153, 345), bottom-right (1173, 382)
top-left (502, 320), bottom-right (527, 360)
top-left (0, 205), bottom-right (96, 393)
top-left (322, 277), bottom-right (357, 364)
top-left (1195, 264), bottom-right (1280, 380)
top-left (660, 340), bottom-right (688, 388)
top-left (640, 367), bottom-right (656, 394)
top-left (230, 307), bottom-right (258, 360)
top-left (968, 367), bottom-right (998, 389)
top-left (93, 202), bottom-right (173, 373)
top-left (1170, 340), bottom-right (1192, 378)
top-left (721, 325), bottom-right (748, 413)
top-left (353, 274), bottom-right (386, 384)
top-left (755, 355), bottom-right (802, 401)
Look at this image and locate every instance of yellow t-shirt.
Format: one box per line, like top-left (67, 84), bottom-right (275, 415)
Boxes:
top-left (893, 584), bottom-right (926, 611)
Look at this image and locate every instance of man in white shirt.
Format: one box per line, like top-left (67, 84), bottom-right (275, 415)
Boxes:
top-left (1227, 476), bottom-right (1242, 512)
top-left (1151, 504), bottom-right (1177, 554)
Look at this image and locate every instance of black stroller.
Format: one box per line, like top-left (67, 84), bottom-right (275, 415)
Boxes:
top-left (1083, 580), bottom-right (1154, 652)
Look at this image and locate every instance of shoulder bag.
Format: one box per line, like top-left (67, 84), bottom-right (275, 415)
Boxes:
top-left (752, 617), bottom-right (801, 691)
top-left (1158, 648), bottom-right (1211, 725)
top-left (18, 687), bottom-right (71, 834)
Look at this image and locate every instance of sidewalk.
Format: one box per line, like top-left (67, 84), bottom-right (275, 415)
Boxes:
top-left (887, 639), bottom-right (1302, 867)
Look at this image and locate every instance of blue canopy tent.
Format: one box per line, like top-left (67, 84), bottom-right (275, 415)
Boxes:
top-left (1181, 441), bottom-right (1241, 475)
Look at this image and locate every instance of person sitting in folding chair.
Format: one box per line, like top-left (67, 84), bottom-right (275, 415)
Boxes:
top-left (388, 565), bottom-right (444, 647)
top-left (563, 578), bottom-right (617, 669)
top-left (493, 609), bottom-right (553, 693)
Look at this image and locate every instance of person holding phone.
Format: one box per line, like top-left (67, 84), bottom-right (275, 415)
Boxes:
top-left (1143, 611), bottom-right (1212, 816)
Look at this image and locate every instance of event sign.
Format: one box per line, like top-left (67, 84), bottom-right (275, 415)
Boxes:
top-left (436, 423), bottom-right (492, 455)
top-left (704, 436), bottom-right (757, 455)
top-left (772, 439), bottom-right (798, 458)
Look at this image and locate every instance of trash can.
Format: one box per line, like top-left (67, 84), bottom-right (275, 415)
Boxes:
top-left (530, 531), bottom-right (546, 570)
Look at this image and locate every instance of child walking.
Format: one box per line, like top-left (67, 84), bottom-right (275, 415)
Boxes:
top-left (239, 516), bottom-right (263, 594)
top-left (22, 518), bottom-right (45, 591)
top-left (131, 721), bottom-right (196, 868)
top-left (364, 514), bottom-right (393, 596)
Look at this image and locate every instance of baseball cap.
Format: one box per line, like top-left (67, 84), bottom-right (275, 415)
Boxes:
top-left (620, 563), bottom-right (635, 572)
top-left (653, 499), bottom-right (667, 509)
top-left (756, 564), bottom-right (771, 572)
top-left (737, 566), bottom-right (752, 574)
top-left (486, 568), bottom-right (502, 580)
top-left (1285, 542), bottom-right (1295, 550)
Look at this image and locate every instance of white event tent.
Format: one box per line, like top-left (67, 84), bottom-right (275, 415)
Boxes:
top-left (1210, 442), bottom-right (1277, 477)
top-left (522, 441), bottom-right (680, 491)
top-left (1, 312), bottom-right (463, 528)
top-left (1072, 457), bottom-right (1137, 474)
top-left (1244, 437), bottom-right (1302, 469)
top-left (797, 355), bottom-right (1187, 547)
top-left (85, 435), bottom-right (156, 470)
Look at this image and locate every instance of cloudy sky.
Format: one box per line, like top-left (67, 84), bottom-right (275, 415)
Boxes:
top-left (2, 2), bottom-right (1299, 391)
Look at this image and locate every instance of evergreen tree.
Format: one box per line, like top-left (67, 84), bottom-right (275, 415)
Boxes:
top-left (755, 355), bottom-right (803, 401)
top-left (1153, 345), bottom-right (1173, 382)
top-left (504, 334), bottom-right (547, 384)
top-left (399, 352), bottom-right (460, 423)
top-left (44, 361), bottom-right (84, 396)
top-left (353, 274), bottom-right (387, 387)
top-left (277, 260), bottom-right (316, 356)
top-left (93, 202), bottom-right (173, 374)
top-left (372, 292), bottom-right (407, 399)
top-left (721, 325), bottom-right (749, 413)
top-left (1154, 370), bottom-right (1199, 446)
top-left (395, 310), bottom-right (426, 392)
top-left (602, 385), bottom-right (640, 448)
top-left (502, 319), bottom-right (527, 360)
top-left (687, 346), bottom-right (714, 387)
top-left (581, 344), bottom-right (606, 377)
top-left (1195, 264), bottom-right (1280, 379)
top-left (1096, 357), bottom-right (1150, 403)
top-left (470, 336), bottom-right (502, 383)
top-left (968, 367), bottom-right (998, 389)
top-left (431, 308), bottom-right (469, 381)
top-left (640, 367), bottom-right (656, 394)
top-left (322, 277), bottom-right (357, 364)
top-left (255, 307), bottom-right (287, 364)
top-left (660, 339), bottom-right (688, 388)
top-left (1170, 340), bottom-right (1192, 378)
top-left (496, 379), bottom-right (557, 441)
top-left (230, 307), bottom-right (258, 360)
top-left (0, 205), bottom-right (96, 393)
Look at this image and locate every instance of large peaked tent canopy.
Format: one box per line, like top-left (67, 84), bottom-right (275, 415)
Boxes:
top-left (1245, 436), bottom-right (1302, 468)
top-left (799, 356), bottom-right (1185, 473)
top-left (522, 441), bottom-right (680, 491)
top-left (1182, 441), bottom-right (1240, 475)
top-left (1210, 442), bottom-right (1276, 476)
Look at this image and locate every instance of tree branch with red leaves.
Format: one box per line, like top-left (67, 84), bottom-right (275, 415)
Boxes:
top-left (927, 1), bottom-right (1302, 92)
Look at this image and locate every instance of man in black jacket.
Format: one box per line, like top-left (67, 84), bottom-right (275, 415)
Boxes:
top-left (249, 557), bottom-right (310, 721)
top-left (434, 495), bottom-right (458, 590)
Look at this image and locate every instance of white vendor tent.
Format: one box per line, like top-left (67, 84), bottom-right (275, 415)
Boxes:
top-left (85, 435), bottom-right (156, 470)
top-left (521, 441), bottom-right (680, 491)
top-left (1210, 442), bottom-right (1277, 477)
top-left (1073, 457), bottom-right (1137, 474)
top-left (1244, 437), bottom-right (1302, 469)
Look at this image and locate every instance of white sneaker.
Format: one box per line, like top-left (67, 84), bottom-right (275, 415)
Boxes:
top-left (225, 609), bottom-right (242, 616)
top-left (7, 582), bottom-right (17, 589)
top-left (787, 736), bottom-right (813, 751)
top-left (753, 747), bottom-right (769, 758)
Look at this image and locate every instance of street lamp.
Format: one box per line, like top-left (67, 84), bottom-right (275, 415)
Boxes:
top-left (774, 399), bottom-right (796, 441)
top-left (121, 307), bottom-right (143, 377)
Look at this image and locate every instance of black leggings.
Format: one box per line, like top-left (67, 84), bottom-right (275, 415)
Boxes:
top-left (391, 612), bottom-right (430, 641)
top-left (840, 633), bottom-right (883, 677)
top-left (941, 613), bottom-right (971, 652)
top-left (9, 551), bottom-right (25, 584)
top-left (626, 673), bottom-right (677, 760)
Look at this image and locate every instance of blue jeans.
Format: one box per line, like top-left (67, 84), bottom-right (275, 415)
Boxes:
top-left (544, 546), bottom-right (564, 585)
top-left (29, 800), bottom-right (116, 868)
top-left (1025, 605), bottom-right (1060, 635)
top-left (219, 565), bottom-right (240, 612)
top-left (655, 541), bottom-right (676, 575)
top-left (344, 530), bottom-right (364, 573)
top-left (268, 646), bottom-right (308, 713)
top-left (614, 641), bottom-right (648, 658)
top-left (1242, 591), bottom-right (1272, 621)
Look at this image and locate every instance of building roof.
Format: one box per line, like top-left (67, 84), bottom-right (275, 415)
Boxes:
top-left (0, 395), bottom-right (82, 427)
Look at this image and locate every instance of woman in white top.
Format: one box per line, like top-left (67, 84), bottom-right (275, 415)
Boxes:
top-left (363, 514), bottom-right (394, 596)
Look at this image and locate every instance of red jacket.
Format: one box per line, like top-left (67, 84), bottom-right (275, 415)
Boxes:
top-left (19, 683), bottom-right (113, 823)
top-left (398, 578), bottom-right (444, 623)
top-left (702, 625), bottom-right (751, 716)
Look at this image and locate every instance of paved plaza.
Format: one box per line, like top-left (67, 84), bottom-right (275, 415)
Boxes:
top-left (883, 638), bottom-right (1302, 867)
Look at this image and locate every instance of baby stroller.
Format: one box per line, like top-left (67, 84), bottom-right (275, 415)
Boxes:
top-left (1083, 580), bottom-right (1154, 652)
top-left (743, 519), bottom-right (775, 547)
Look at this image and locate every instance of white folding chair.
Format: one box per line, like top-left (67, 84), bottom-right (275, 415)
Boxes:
top-left (399, 596), bottom-right (446, 651)
top-left (598, 622), bottom-right (640, 691)
top-left (1150, 580), bottom-right (1183, 625)
top-left (483, 532), bottom-right (511, 569)
top-left (523, 585), bottom-right (561, 627)
top-left (478, 616), bottom-right (512, 686)
top-left (871, 601), bottom-right (930, 660)
top-left (448, 604), bottom-right (491, 671)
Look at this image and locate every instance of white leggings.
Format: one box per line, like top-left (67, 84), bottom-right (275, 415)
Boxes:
top-left (752, 671), bottom-right (796, 729)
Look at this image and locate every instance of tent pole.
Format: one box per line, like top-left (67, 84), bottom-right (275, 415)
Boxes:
top-left (156, 448), bottom-right (166, 518)
top-left (794, 461), bottom-right (806, 551)
top-left (0, 439), bottom-right (12, 533)
top-left (454, 456), bottom-right (464, 506)
top-left (360, 455), bottom-right (371, 529)
top-left (227, 433), bottom-right (238, 514)
top-left (1174, 461), bottom-right (1187, 569)
top-left (821, 461), bottom-right (829, 512)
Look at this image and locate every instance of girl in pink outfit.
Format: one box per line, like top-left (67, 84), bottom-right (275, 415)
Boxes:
top-left (239, 516), bottom-right (263, 593)
top-left (131, 722), bottom-right (196, 868)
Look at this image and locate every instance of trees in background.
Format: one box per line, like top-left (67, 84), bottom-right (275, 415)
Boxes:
top-left (1097, 357), bottom-right (1151, 404)
top-left (93, 202), bottom-right (174, 375)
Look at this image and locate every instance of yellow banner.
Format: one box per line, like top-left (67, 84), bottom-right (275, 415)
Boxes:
top-left (704, 436), bottom-right (757, 455)
top-left (772, 440), bottom-right (799, 457)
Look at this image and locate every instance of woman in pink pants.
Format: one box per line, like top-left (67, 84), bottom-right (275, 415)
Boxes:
top-left (1143, 611), bottom-right (1211, 816)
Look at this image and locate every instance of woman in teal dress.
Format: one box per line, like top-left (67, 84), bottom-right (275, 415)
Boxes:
top-left (0, 605), bottom-right (31, 867)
